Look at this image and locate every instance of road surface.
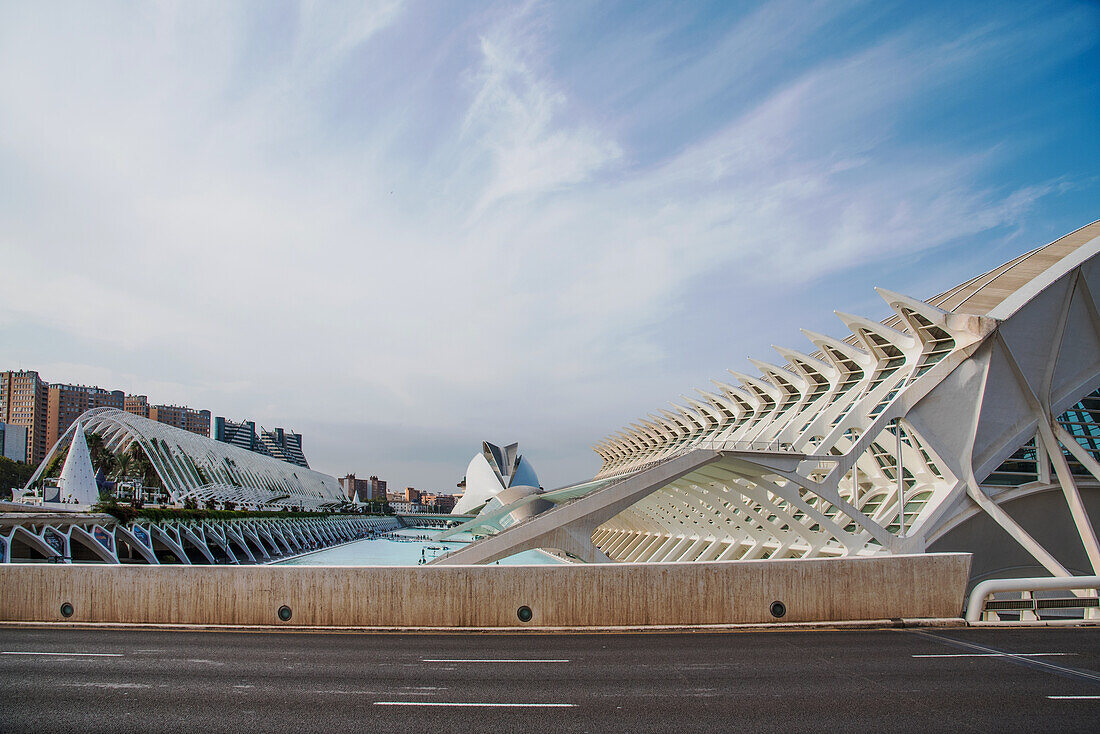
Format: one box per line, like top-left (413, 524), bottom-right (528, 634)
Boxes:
top-left (1, 626), bottom-right (1097, 732)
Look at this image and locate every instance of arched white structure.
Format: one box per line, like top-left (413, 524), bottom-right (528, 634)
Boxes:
top-left (25, 408), bottom-right (345, 511)
top-left (436, 220), bottom-right (1100, 581)
top-left (453, 441), bottom-right (542, 517)
top-left (0, 515), bottom-right (401, 564)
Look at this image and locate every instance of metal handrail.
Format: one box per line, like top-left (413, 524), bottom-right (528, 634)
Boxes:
top-left (965, 575), bottom-right (1100, 622)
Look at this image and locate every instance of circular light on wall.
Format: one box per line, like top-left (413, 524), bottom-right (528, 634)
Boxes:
top-left (769, 601), bottom-right (786, 619)
top-left (516, 605), bottom-right (533, 623)
top-left (277, 605), bottom-right (293, 622)
top-left (59, 602), bottom-right (74, 618)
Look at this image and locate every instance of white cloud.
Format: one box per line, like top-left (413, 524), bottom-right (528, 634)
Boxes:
top-left (0, 1), bottom-right (1091, 487)
top-left (460, 18), bottom-right (621, 218)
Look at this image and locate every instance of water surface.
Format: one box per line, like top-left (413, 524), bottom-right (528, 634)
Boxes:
top-left (276, 527), bottom-right (564, 566)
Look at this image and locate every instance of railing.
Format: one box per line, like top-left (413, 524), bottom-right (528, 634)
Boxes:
top-left (965, 575), bottom-right (1100, 623)
top-left (691, 439), bottom-right (795, 452)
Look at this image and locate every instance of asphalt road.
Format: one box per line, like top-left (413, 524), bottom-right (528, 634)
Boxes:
top-left (0, 626), bottom-right (1097, 733)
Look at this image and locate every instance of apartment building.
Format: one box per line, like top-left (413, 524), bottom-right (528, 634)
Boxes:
top-left (0, 371), bottom-right (49, 464)
top-left (213, 417), bottom-right (259, 452)
top-left (46, 384), bottom-right (125, 448)
top-left (258, 427), bottom-right (308, 468)
top-left (0, 420), bottom-right (27, 462)
top-left (214, 418), bottom-right (309, 468)
top-left (2, 370), bottom-right (211, 466)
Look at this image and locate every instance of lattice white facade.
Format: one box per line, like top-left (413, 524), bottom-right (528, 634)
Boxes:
top-left (437, 221), bottom-right (1100, 581)
top-left (25, 408), bottom-right (345, 511)
top-left (587, 221), bottom-right (1100, 577)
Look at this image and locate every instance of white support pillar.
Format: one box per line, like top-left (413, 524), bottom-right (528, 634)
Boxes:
top-left (966, 478), bottom-right (1071, 578)
top-left (628, 534), bottom-right (664, 562)
top-left (695, 537), bottom-right (726, 562)
top-left (715, 539), bottom-right (745, 561)
top-left (896, 419), bottom-right (905, 537)
top-left (1044, 421), bottom-right (1100, 574)
top-left (654, 536), bottom-right (690, 562)
top-left (676, 537), bottom-right (708, 563)
top-left (614, 533), bottom-right (650, 561)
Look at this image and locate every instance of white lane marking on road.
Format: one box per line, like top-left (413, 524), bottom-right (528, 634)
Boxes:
top-left (912, 653), bottom-right (1075, 658)
top-left (64, 682), bottom-right (150, 689)
top-left (375, 702), bottom-right (575, 708)
top-left (1047, 695), bottom-right (1100, 700)
top-left (909, 630), bottom-right (1100, 684)
top-left (1, 651), bottom-right (122, 657)
top-left (420, 659), bottom-right (569, 663)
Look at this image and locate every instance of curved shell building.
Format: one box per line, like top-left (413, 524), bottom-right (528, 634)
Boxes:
top-left (453, 441), bottom-right (543, 517)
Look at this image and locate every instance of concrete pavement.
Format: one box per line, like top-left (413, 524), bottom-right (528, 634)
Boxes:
top-left (0, 627), bottom-right (1097, 732)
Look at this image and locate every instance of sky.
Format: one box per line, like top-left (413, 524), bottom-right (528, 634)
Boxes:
top-left (1, 1), bottom-right (1097, 492)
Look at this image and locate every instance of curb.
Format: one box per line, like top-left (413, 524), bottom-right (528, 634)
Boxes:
top-left (0, 618), bottom-right (967, 634)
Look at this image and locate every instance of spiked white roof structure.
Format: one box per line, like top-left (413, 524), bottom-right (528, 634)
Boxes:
top-left (436, 220), bottom-right (1100, 581)
top-left (56, 423), bottom-right (99, 506)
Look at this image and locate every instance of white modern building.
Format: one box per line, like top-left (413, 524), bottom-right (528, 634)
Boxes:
top-left (436, 220), bottom-right (1100, 587)
top-left (452, 441), bottom-right (545, 520)
top-left (23, 408), bottom-right (345, 511)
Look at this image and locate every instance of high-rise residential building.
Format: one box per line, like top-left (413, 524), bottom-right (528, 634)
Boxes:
top-left (5, 370), bottom-right (210, 466)
top-left (123, 394), bottom-right (150, 418)
top-left (338, 474), bottom-right (382, 502)
top-left (214, 417), bottom-right (310, 468)
top-left (258, 427), bottom-right (309, 468)
top-left (126, 396), bottom-right (210, 437)
top-left (213, 417), bottom-right (259, 452)
top-left (46, 383), bottom-right (125, 448)
top-left (339, 474), bottom-right (360, 501)
top-left (405, 487), bottom-right (421, 504)
top-left (0, 420), bottom-right (27, 462)
top-left (148, 404), bottom-right (210, 437)
top-left (0, 371), bottom-right (49, 464)
top-left (337, 474), bottom-right (392, 503)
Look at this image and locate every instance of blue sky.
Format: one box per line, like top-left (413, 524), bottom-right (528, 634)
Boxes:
top-left (0, 1), bottom-right (1097, 490)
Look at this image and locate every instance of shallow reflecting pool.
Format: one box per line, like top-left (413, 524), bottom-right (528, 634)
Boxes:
top-left (275, 527), bottom-right (565, 566)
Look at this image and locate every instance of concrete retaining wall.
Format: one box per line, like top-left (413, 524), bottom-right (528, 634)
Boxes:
top-left (0, 552), bottom-right (970, 628)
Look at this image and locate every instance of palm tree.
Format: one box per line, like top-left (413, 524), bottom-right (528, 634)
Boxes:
top-left (98, 451), bottom-right (119, 477)
top-left (127, 442), bottom-right (161, 489)
top-left (85, 432), bottom-right (105, 466)
top-left (115, 451), bottom-right (134, 481)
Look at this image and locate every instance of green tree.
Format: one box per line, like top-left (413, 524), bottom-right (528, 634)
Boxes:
top-left (43, 447), bottom-right (68, 479)
top-left (115, 451), bottom-right (134, 480)
top-left (127, 442), bottom-right (161, 489)
top-left (85, 432), bottom-right (114, 473)
top-left (0, 456), bottom-right (36, 500)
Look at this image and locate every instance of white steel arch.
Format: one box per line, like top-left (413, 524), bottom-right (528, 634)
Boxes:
top-left (25, 408), bottom-right (346, 511)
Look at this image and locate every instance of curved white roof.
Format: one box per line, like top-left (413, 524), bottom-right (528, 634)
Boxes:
top-left (27, 408), bottom-right (345, 510)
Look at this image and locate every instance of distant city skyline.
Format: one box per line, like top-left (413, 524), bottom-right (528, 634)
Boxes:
top-left (1, 1), bottom-right (1097, 490)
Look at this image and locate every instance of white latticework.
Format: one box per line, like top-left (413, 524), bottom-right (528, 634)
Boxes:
top-left (585, 221), bottom-right (1100, 576)
top-left (27, 408), bottom-right (345, 511)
